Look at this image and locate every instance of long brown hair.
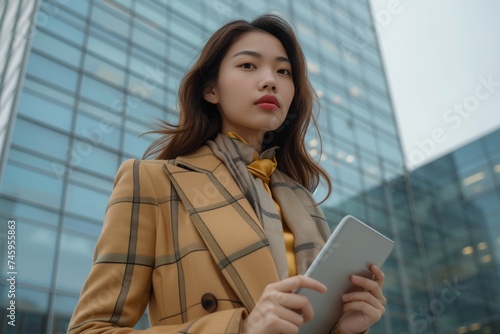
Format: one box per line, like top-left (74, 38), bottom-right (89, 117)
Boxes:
top-left (144, 13), bottom-right (331, 200)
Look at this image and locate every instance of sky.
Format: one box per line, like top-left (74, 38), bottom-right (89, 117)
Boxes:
top-left (368, 0), bottom-right (500, 170)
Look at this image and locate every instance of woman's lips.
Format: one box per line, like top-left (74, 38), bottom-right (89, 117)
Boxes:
top-left (255, 95), bottom-right (280, 111)
top-left (256, 102), bottom-right (279, 111)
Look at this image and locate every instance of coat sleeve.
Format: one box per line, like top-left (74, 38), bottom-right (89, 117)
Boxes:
top-left (67, 159), bottom-right (248, 334)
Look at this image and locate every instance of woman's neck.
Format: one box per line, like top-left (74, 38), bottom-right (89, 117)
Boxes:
top-left (224, 131), bottom-right (264, 153)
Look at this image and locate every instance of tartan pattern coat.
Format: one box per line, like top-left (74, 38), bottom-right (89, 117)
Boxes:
top-left (67, 144), bottom-right (339, 334)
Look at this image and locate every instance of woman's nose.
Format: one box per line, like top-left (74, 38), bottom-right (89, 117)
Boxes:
top-left (259, 72), bottom-right (277, 91)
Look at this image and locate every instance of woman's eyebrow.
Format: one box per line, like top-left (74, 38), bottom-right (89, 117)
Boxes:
top-left (232, 50), bottom-right (290, 63)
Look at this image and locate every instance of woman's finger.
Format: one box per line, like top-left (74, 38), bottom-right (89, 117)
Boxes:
top-left (350, 275), bottom-right (385, 303)
top-left (343, 300), bottom-right (385, 322)
top-left (342, 290), bottom-right (385, 310)
top-left (271, 304), bottom-right (306, 327)
top-left (370, 264), bottom-right (385, 288)
top-left (277, 292), bottom-right (315, 323)
top-left (266, 275), bottom-right (327, 294)
top-left (260, 287), bottom-right (315, 323)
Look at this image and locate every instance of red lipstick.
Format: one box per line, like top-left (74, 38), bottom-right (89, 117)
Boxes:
top-left (255, 95), bottom-right (279, 111)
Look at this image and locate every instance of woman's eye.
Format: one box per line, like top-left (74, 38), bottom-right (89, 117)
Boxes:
top-left (240, 63), bottom-right (255, 69)
top-left (278, 69), bottom-right (291, 75)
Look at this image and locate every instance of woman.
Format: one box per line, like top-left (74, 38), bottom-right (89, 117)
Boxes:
top-left (68, 13), bottom-right (386, 334)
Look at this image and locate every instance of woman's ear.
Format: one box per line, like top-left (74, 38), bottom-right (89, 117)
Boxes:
top-left (203, 83), bottom-right (219, 104)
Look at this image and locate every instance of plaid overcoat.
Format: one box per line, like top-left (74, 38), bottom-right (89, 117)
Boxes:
top-left (67, 144), bottom-right (336, 333)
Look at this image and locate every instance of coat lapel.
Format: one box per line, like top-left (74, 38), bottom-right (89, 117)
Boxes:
top-left (163, 145), bottom-right (279, 311)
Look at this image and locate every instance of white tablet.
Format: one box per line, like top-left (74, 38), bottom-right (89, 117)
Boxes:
top-left (295, 215), bottom-right (394, 334)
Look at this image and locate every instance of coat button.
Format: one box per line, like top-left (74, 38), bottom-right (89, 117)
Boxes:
top-left (201, 293), bottom-right (218, 313)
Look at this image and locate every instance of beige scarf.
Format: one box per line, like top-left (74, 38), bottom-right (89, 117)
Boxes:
top-left (207, 133), bottom-right (331, 279)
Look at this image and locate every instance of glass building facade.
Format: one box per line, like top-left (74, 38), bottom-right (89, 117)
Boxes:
top-left (0, 0), bottom-right (495, 333)
top-left (337, 129), bottom-right (500, 333)
top-left (407, 129), bottom-right (500, 333)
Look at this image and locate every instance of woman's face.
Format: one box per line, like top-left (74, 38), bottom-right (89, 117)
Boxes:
top-left (204, 31), bottom-right (295, 145)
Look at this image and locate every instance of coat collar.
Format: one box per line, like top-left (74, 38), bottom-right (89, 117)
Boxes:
top-left (163, 145), bottom-right (279, 311)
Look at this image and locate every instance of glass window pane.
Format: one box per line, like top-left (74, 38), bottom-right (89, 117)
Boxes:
top-left (351, 1), bottom-right (371, 21)
top-left (240, 0), bottom-right (271, 15)
top-left (71, 139), bottom-right (119, 178)
top-left (459, 163), bottom-right (495, 197)
top-left (91, 3), bottom-right (130, 40)
top-left (323, 60), bottom-right (343, 88)
top-left (17, 223), bottom-right (57, 286)
top-left (170, 11), bottom-right (204, 47)
top-left (384, 163), bottom-right (403, 182)
top-left (26, 53), bottom-right (78, 91)
top-left (350, 99), bottom-right (371, 124)
top-left (63, 214), bottom-right (103, 238)
top-left (483, 130), bottom-right (500, 152)
top-left (31, 30), bottom-right (82, 67)
top-left (379, 138), bottom-right (404, 166)
top-left (43, 10), bottom-right (85, 45)
top-left (23, 77), bottom-right (75, 106)
top-left (345, 76), bottom-right (365, 102)
top-left (127, 72), bottom-right (164, 106)
top-left (166, 65), bottom-right (183, 93)
top-left (78, 99), bottom-right (123, 123)
top-left (169, 1), bottom-right (203, 26)
top-left (137, 100), bottom-right (168, 123)
top-left (130, 48), bottom-right (156, 76)
top-left (363, 62), bottom-right (386, 88)
top-left (168, 37), bottom-right (195, 70)
top-left (132, 20), bottom-right (166, 59)
top-left (80, 74), bottom-right (123, 108)
top-left (373, 113), bottom-right (397, 136)
top-left (62, 0), bottom-right (89, 16)
top-left (368, 88), bottom-right (392, 115)
top-left (453, 140), bottom-right (485, 168)
top-left (491, 155), bottom-right (500, 185)
top-left (0, 197), bottom-right (59, 226)
top-left (2, 287), bottom-right (50, 322)
top-left (17, 90), bottom-right (73, 131)
top-left (135, 1), bottom-right (168, 30)
top-left (69, 168), bottom-right (113, 194)
top-left (125, 117), bottom-right (150, 134)
top-left (56, 232), bottom-right (95, 292)
top-left (205, 0), bottom-right (240, 22)
top-left (75, 112), bottom-right (121, 150)
top-left (361, 169), bottom-right (382, 190)
top-left (12, 118), bottom-right (70, 161)
top-left (2, 163), bottom-right (63, 208)
top-left (86, 34), bottom-right (127, 68)
top-left (354, 121), bottom-right (377, 155)
top-left (123, 130), bottom-right (152, 158)
top-left (53, 294), bottom-right (78, 333)
top-left (83, 53), bottom-right (125, 87)
top-left (65, 183), bottom-right (109, 221)
top-left (331, 110), bottom-right (355, 143)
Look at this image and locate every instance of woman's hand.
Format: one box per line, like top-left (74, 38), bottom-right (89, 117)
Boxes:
top-left (337, 265), bottom-right (387, 334)
top-left (241, 275), bottom-right (327, 334)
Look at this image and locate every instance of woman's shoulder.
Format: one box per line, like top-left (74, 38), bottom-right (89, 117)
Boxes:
top-left (117, 145), bottom-right (216, 174)
top-left (117, 158), bottom-right (170, 172)
top-left (112, 159), bottom-right (170, 189)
